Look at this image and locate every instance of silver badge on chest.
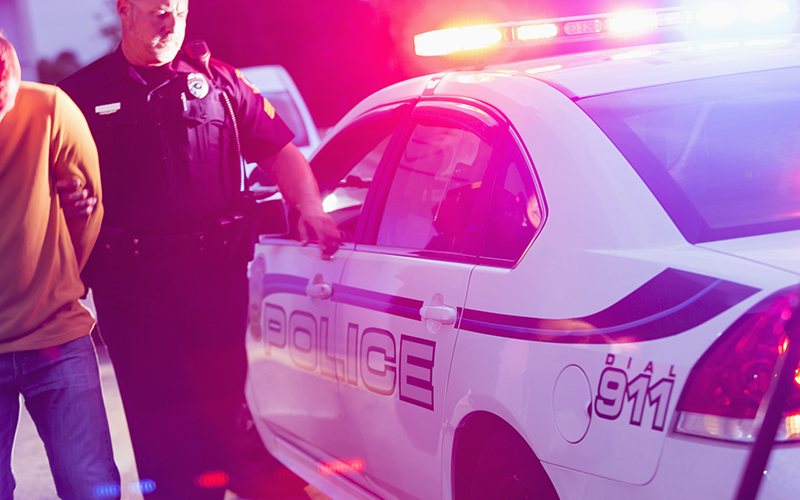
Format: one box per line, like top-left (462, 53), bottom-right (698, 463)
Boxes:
top-left (187, 72), bottom-right (209, 99)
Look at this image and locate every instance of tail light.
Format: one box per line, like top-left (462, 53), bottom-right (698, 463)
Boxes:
top-left (675, 289), bottom-right (800, 442)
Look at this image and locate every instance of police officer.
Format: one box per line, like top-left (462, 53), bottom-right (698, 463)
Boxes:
top-left (59, 1), bottom-right (340, 499)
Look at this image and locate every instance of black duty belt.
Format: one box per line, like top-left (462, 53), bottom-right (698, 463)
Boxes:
top-left (99, 228), bottom-right (207, 260)
top-left (97, 212), bottom-right (250, 265)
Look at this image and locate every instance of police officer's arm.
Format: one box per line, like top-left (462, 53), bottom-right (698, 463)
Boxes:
top-left (52, 88), bottom-right (103, 270)
top-left (258, 143), bottom-right (341, 258)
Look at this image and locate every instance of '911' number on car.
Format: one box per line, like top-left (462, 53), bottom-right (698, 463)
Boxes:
top-left (595, 367), bottom-right (674, 431)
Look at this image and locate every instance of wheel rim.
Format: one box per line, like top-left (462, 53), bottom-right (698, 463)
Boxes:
top-left (492, 473), bottom-right (535, 500)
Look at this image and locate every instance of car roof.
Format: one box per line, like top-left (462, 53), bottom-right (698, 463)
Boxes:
top-left (489, 33), bottom-right (800, 98)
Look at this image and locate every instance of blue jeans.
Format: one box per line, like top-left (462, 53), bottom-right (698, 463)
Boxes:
top-left (0, 335), bottom-right (120, 500)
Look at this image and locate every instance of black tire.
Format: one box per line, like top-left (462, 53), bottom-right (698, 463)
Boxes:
top-left (467, 425), bottom-right (559, 500)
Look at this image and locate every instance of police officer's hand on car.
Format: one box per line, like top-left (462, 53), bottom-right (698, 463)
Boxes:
top-left (258, 142), bottom-right (341, 260)
top-left (298, 205), bottom-right (341, 260)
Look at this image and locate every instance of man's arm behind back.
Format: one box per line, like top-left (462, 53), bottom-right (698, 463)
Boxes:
top-left (51, 86), bottom-right (103, 270)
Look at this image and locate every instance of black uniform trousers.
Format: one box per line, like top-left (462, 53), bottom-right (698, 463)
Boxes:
top-left (91, 253), bottom-right (248, 500)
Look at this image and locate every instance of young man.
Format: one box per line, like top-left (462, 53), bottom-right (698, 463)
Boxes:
top-left (59, 1), bottom-right (340, 498)
top-left (0, 35), bottom-right (119, 500)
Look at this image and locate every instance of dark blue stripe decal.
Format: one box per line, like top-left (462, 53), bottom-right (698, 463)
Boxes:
top-left (458, 269), bottom-right (760, 344)
top-left (262, 274), bottom-right (309, 297)
top-left (261, 274), bottom-right (424, 321)
top-left (336, 284), bottom-right (424, 321)
top-left (261, 269), bottom-right (759, 344)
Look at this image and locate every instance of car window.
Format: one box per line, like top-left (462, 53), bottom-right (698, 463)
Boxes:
top-left (322, 135), bottom-right (390, 212)
top-left (376, 121), bottom-right (493, 253)
top-left (311, 109), bottom-right (403, 241)
top-left (483, 140), bottom-right (541, 261)
top-left (579, 66), bottom-right (800, 243)
top-left (262, 90), bottom-right (309, 147)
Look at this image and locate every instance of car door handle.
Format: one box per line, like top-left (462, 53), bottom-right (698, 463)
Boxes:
top-left (420, 305), bottom-right (457, 324)
top-left (306, 282), bottom-right (333, 300)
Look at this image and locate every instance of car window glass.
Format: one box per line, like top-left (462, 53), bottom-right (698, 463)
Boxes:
top-left (483, 142), bottom-right (540, 261)
top-left (262, 91), bottom-right (309, 147)
top-left (323, 135), bottom-right (390, 213)
top-left (314, 119), bottom-right (397, 242)
top-left (376, 121), bottom-right (492, 253)
top-left (579, 66), bottom-right (800, 242)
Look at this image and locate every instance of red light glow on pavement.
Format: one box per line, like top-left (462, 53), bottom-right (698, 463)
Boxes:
top-left (317, 458), bottom-right (365, 476)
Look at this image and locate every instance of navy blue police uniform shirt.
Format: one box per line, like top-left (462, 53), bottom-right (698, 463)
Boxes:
top-left (59, 46), bottom-right (294, 236)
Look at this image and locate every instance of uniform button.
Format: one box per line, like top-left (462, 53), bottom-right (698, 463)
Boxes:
top-left (105, 243), bottom-right (112, 250)
top-left (199, 234), bottom-right (205, 241)
top-left (105, 122), bottom-right (111, 129)
top-left (132, 238), bottom-right (139, 245)
top-left (155, 122), bottom-right (161, 127)
top-left (133, 250), bottom-right (140, 257)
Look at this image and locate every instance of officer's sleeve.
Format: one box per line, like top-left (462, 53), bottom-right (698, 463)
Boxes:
top-left (51, 87), bottom-right (104, 271)
top-left (228, 67), bottom-right (295, 165)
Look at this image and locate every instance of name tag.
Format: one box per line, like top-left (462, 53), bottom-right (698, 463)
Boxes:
top-left (95, 103), bottom-right (121, 115)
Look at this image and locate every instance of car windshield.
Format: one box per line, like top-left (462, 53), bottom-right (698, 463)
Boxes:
top-left (578, 66), bottom-right (800, 243)
top-left (262, 91), bottom-right (310, 147)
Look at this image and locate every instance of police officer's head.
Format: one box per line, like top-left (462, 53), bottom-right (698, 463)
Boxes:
top-left (117, 0), bottom-right (189, 67)
top-left (0, 33), bottom-right (21, 125)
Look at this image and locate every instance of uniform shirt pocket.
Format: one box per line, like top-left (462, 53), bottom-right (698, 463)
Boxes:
top-left (86, 102), bottom-right (138, 174)
top-left (164, 92), bottom-right (226, 164)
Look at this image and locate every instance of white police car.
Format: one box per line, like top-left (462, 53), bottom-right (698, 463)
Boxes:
top-left (244, 4), bottom-right (800, 499)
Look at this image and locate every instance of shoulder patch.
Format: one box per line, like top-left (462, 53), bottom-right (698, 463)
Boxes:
top-left (263, 97), bottom-right (276, 120)
top-left (235, 68), bottom-right (261, 95)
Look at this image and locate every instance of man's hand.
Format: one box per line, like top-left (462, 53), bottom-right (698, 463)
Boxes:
top-left (298, 209), bottom-right (341, 260)
top-left (56, 179), bottom-right (98, 219)
top-left (258, 143), bottom-right (342, 260)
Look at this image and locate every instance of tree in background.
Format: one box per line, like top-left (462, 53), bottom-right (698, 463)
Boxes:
top-left (36, 50), bottom-right (81, 84)
top-left (97, 0), bottom-right (121, 54)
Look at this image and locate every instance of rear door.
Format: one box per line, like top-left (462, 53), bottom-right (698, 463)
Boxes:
top-left (334, 100), bottom-right (509, 499)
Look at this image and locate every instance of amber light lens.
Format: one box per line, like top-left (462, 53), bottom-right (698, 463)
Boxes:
top-left (676, 291), bottom-right (800, 441)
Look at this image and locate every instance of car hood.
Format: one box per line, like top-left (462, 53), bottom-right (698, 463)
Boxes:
top-left (697, 230), bottom-right (800, 276)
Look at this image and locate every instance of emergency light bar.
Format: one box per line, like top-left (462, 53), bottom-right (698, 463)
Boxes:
top-left (414, 1), bottom-right (793, 56)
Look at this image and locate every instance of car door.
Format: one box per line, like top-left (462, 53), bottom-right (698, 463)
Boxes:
top-left (334, 100), bottom-right (508, 500)
top-left (246, 103), bottom-right (408, 462)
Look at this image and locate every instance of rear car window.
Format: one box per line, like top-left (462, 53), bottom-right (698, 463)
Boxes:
top-left (578, 66), bottom-right (800, 243)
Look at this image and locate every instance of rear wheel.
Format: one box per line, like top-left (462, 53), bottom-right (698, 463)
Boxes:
top-left (467, 425), bottom-right (558, 500)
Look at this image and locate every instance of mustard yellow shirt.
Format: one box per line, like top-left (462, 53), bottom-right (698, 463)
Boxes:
top-left (0, 82), bottom-right (103, 353)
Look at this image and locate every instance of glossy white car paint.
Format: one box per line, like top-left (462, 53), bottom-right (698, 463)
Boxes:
top-left (245, 33), bottom-right (800, 500)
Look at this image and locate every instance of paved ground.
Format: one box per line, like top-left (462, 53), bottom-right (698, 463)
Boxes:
top-left (11, 340), bottom-right (330, 500)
